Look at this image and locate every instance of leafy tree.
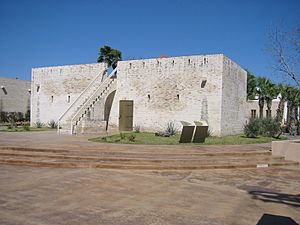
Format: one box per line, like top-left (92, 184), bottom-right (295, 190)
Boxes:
top-left (97, 45), bottom-right (122, 69)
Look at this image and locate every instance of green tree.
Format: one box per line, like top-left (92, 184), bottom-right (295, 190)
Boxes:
top-left (97, 45), bottom-right (122, 69)
top-left (246, 70), bottom-right (257, 100)
top-left (256, 77), bottom-right (273, 118)
top-left (265, 82), bottom-right (278, 117)
top-left (285, 86), bottom-right (300, 135)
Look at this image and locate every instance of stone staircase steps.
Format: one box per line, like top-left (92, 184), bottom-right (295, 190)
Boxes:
top-left (0, 147), bottom-right (298, 170)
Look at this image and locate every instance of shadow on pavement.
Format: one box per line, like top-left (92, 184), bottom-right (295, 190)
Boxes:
top-left (249, 190), bottom-right (300, 207)
top-left (256, 213), bottom-right (299, 225)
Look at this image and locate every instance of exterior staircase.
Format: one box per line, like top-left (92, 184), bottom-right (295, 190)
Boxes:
top-left (58, 68), bottom-right (117, 134)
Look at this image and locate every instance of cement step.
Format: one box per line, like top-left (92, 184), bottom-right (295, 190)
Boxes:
top-left (0, 147), bottom-right (298, 170)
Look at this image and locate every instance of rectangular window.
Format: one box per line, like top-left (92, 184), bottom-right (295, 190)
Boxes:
top-left (68, 95), bottom-right (70, 103)
top-left (251, 109), bottom-right (256, 118)
top-left (51, 96), bottom-right (54, 103)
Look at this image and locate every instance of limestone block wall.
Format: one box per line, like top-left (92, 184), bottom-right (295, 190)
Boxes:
top-left (109, 54), bottom-right (225, 135)
top-left (221, 56), bottom-right (247, 135)
top-left (31, 63), bottom-right (105, 126)
top-left (0, 77), bottom-right (31, 115)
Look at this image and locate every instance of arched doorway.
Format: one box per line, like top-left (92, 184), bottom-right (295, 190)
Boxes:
top-left (104, 90), bottom-right (116, 130)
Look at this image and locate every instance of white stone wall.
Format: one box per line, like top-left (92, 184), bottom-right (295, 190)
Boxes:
top-left (109, 54), bottom-right (225, 135)
top-left (221, 56), bottom-right (247, 135)
top-left (0, 77), bottom-right (31, 115)
top-left (30, 63), bottom-right (105, 126)
top-left (246, 100), bottom-right (280, 119)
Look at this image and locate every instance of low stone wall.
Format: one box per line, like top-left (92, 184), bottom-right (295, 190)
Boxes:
top-left (272, 140), bottom-right (300, 163)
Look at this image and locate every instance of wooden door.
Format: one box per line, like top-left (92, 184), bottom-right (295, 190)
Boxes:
top-left (119, 100), bottom-right (133, 131)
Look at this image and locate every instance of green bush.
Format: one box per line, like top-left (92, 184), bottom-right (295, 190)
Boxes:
top-left (165, 121), bottom-right (178, 136)
top-left (244, 117), bottom-right (282, 138)
top-left (23, 124), bottom-right (30, 131)
top-left (48, 120), bottom-right (57, 129)
top-left (244, 118), bottom-right (261, 138)
top-left (120, 132), bottom-right (125, 140)
top-left (128, 134), bottom-right (136, 142)
top-left (260, 117), bottom-right (282, 137)
top-left (35, 121), bottom-right (44, 128)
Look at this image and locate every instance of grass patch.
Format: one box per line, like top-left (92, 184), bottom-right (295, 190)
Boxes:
top-left (89, 132), bottom-right (288, 145)
top-left (0, 126), bottom-right (55, 132)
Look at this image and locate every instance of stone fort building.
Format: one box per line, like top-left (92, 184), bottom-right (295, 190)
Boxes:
top-left (31, 54), bottom-right (247, 136)
top-left (0, 77), bottom-right (31, 117)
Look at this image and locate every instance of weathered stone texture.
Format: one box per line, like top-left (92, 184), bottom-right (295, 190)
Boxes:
top-left (30, 63), bottom-right (105, 126)
top-left (221, 56), bottom-right (247, 135)
top-left (108, 54), bottom-right (246, 136)
top-left (0, 77), bottom-right (31, 115)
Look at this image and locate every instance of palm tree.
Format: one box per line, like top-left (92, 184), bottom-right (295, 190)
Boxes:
top-left (285, 86), bottom-right (300, 135)
top-left (97, 45), bottom-right (122, 69)
top-left (265, 82), bottom-right (278, 117)
top-left (256, 77), bottom-right (273, 118)
top-left (246, 70), bottom-right (257, 100)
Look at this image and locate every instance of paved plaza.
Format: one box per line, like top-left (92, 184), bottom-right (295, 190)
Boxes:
top-left (0, 131), bottom-right (299, 225)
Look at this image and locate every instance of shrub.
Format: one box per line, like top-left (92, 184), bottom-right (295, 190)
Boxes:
top-left (244, 117), bottom-right (282, 138)
top-left (134, 124), bottom-right (141, 133)
top-left (23, 124), bottom-right (30, 131)
top-left (35, 121), bottom-right (44, 128)
top-left (128, 134), bottom-right (136, 142)
top-left (260, 117), bottom-right (282, 138)
top-left (48, 120), bottom-right (57, 129)
top-left (244, 118), bottom-right (261, 138)
top-left (120, 132), bottom-right (125, 140)
top-left (165, 121), bottom-right (178, 136)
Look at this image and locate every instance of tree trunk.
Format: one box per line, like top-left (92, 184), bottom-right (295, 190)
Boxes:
top-left (287, 102), bottom-right (297, 136)
top-left (258, 97), bottom-right (264, 118)
top-left (276, 98), bottom-right (285, 123)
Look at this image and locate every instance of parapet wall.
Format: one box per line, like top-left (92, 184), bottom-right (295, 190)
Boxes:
top-left (109, 54), bottom-right (225, 135)
top-left (30, 63), bottom-right (105, 126)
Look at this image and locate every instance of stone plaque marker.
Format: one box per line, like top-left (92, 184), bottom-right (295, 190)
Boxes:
top-left (193, 120), bottom-right (208, 143)
top-left (179, 121), bottom-right (195, 143)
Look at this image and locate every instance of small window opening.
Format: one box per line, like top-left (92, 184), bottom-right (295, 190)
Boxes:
top-left (1, 86), bottom-right (7, 95)
top-left (68, 95), bottom-right (71, 103)
top-left (36, 85), bottom-right (40, 92)
top-left (172, 60), bottom-right (175, 66)
top-left (143, 62), bottom-right (145, 67)
top-left (129, 63), bottom-right (132, 68)
top-left (51, 96), bottom-right (54, 103)
top-left (201, 80), bottom-right (207, 88)
top-left (188, 59), bottom-right (191, 64)
top-left (251, 109), bottom-right (256, 118)
top-left (177, 94), bottom-right (180, 100)
top-left (266, 110), bottom-right (272, 118)
top-left (147, 94), bottom-right (150, 101)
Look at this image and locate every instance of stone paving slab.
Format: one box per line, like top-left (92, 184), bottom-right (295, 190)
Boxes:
top-left (0, 165), bottom-right (299, 225)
